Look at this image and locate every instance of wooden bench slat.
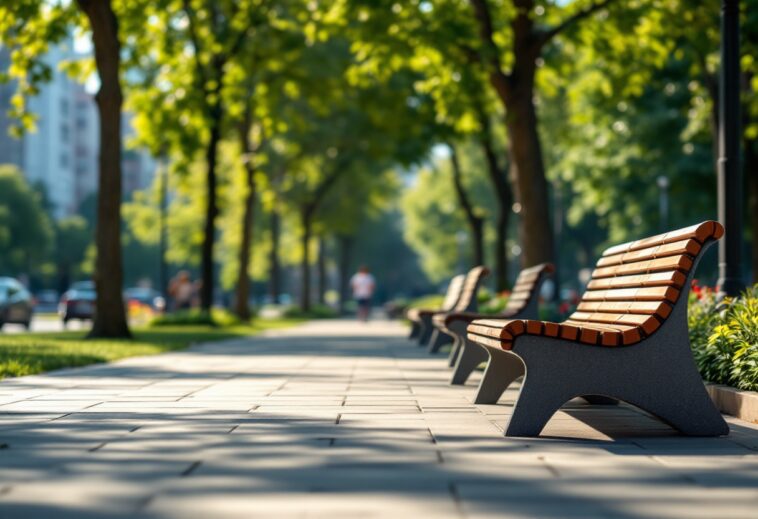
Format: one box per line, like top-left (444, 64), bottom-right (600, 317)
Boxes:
top-left (602, 221), bottom-right (716, 257)
top-left (576, 300), bottom-right (672, 317)
top-left (581, 286), bottom-right (680, 303)
top-left (586, 270), bottom-right (687, 290)
top-left (592, 256), bottom-right (693, 279)
top-left (597, 239), bottom-right (701, 267)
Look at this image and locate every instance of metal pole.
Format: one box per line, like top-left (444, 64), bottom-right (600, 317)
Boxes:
top-left (717, 0), bottom-right (744, 297)
top-left (158, 156), bottom-right (168, 299)
top-left (657, 176), bottom-right (669, 231)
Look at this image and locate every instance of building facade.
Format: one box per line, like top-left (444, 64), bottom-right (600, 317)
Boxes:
top-left (0, 42), bottom-right (155, 220)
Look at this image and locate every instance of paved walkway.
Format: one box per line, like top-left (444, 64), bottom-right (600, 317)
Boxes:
top-left (1, 319), bottom-right (757, 518)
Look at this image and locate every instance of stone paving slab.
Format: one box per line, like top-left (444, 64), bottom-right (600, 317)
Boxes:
top-left (0, 318), bottom-right (757, 518)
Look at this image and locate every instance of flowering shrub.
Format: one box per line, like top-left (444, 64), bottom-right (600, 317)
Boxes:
top-left (689, 283), bottom-right (758, 392)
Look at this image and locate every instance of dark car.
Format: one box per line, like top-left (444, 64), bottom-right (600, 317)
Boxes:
top-left (124, 287), bottom-right (166, 313)
top-left (0, 277), bottom-right (34, 330)
top-left (34, 289), bottom-right (60, 313)
top-left (59, 281), bottom-right (96, 325)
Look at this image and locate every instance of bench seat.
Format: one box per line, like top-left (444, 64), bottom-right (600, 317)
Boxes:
top-left (466, 221), bottom-right (729, 438)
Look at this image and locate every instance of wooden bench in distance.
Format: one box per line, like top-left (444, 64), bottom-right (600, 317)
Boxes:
top-left (406, 274), bottom-right (465, 346)
top-left (426, 266), bottom-right (489, 354)
top-left (432, 263), bottom-right (554, 385)
top-left (467, 221), bottom-right (729, 438)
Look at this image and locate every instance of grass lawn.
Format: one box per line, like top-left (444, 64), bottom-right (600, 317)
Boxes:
top-left (0, 318), bottom-right (304, 380)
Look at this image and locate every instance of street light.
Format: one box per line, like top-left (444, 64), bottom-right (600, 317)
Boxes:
top-left (456, 230), bottom-right (467, 274)
top-left (717, 0), bottom-right (744, 297)
top-left (657, 175), bottom-right (669, 231)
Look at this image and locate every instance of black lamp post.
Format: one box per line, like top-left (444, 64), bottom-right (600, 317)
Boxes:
top-left (717, 0), bottom-right (744, 297)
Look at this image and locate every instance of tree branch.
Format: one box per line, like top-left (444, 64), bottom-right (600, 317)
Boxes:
top-left (468, 0), bottom-right (512, 99)
top-left (181, 0), bottom-right (211, 100)
top-left (538, 0), bottom-right (617, 47)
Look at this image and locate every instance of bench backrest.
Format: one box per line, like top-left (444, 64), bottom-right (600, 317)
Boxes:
top-left (451, 265), bottom-right (490, 313)
top-left (565, 221), bottom-right (724, 346)
top-left (441, 274), bottom-right (466, 312)
top-left (503, 263), bottom-right (555, 316)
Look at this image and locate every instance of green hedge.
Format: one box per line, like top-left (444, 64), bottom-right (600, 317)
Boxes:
top-left (689, 284), bottom-right (758, 392)
top-left (149, 308), bottom-right (243, 327)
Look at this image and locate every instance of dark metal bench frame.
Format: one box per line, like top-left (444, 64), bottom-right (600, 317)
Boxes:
top-left (427, 266), bottom-right (489, 355)
top-left (447, 265), bottom-right (553, 385)
top-left (469, 235), bottom-right (728, 438)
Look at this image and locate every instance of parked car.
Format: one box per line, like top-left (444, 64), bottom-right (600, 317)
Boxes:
top-left (124, 287), bottom-right (166, 313)
top-left (0, 277), bottom-right (34, 330)
top-left (34, 289), bottom-right (60, 313)
top-left (59, 281), bottom-right (96, 325)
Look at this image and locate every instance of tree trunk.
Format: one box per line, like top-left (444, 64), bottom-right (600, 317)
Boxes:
top-left (337, 234), bottom-right (353, 314)
top-left (502, 78), bottom-right (554, 268)
top-left (234, 116), bottom-right (256, 320)
top-left (746, 136), bottom-right (757, 284)
top-left (77, 0), bottom-right (130, 338)
top-left (476, 106), bottom-right (512, 290)
top-left (300, 207), bottom-right (313, 312)
top-left (449, 143), bottom-right (485, 266)
top-left (470, 0), bottom-right (554, 269)
top-left (268, 206), bottom-right (281, 304)
top-left (317, 237), bottom-right (327, 305)
top-left (200, 105), bottom-right (222, 313)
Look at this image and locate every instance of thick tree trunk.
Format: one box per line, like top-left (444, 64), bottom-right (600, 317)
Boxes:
top-left (746, 137), bottom-right (757, 284)
top-left (78, 0), bottom-right (130, 338)
top-left (300, 208), bottom-right (313, 312)
top-left (470, 0), bottom-right (556, 269)
top-left (234, 116), bottom-right (256, 320)
top-left (476, 108), bottom-right (513, 290)
top-left (268, 207), bottom-right (281, 304)
top-left (337, 234), bottom-right (353, 314)
top-left (317, 237), bottom-right (327, 305)
top-left (449, 144), bottom-right (485, 266)
top-left (200, 107), bottom-right (222, 313)
top-left (503, 78), bottom-right (554, 268)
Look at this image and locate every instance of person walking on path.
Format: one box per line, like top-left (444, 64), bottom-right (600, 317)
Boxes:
top-left (350, 265), bottom-right (376, 322)
top-left (168, 271), bottom-right (195, 311)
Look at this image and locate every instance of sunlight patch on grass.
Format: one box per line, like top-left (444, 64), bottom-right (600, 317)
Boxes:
top-left (0, 318), bottom-right (304, 380)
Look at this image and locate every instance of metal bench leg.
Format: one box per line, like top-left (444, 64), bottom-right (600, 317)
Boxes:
top-left (618, 365), bottom-right (729, 436)
top-left (504, 373), bottom-right (570, 437)
top-left (409, 321), bottom-right (420, 340)
top-left (474, 348), bottom-right (524, 404)
top-left (450, 339), bottom-right (488, 385)
top-left (427, 329), bottom-right (452, 354)
top-left (418, 314), bottom-right (434, 346)
top-left (582, 395), bottom-right (617, 405)
top-left (447, 338), bottom-right (462, 367)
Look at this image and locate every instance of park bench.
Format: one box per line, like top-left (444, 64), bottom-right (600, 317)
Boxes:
top-left (426, 265), bottom-right (489, 354)
top-left (434, 263), bottom-right (554, 385)
top-left (466, 221), bottom-right (730, 438)
top-left (407, 274), bottom-right (466, 345)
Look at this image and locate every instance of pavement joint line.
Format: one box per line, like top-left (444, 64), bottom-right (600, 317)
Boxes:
top-left (447, 483), bottom-right (466, 518)
top-left (537, 455), bottom-right (561, 478)
top-left (436, 450), bottom-right (445, 463)
top-left (247, 405), bottom-right (260, 413)
top-left (181, 460), bottom-right (202, 477)
top-left (335, 413), bottom-right (342, 425)
top-left (227, 424), bottom-right (240, 434)
top-left (88, 441), bottom-right (107, 452)
top-left (129, 425), bottom-right (142, 433)
top-left (426, 427), bottom-right (437, 444)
